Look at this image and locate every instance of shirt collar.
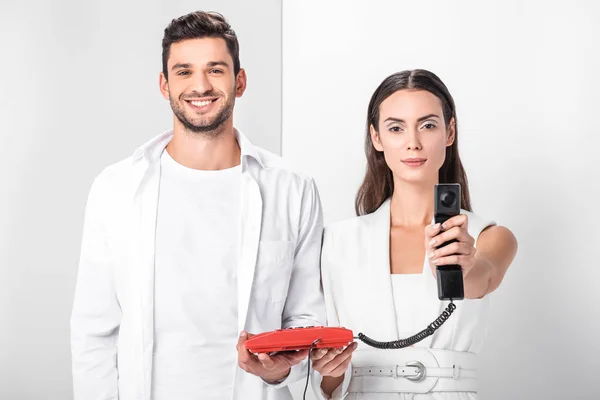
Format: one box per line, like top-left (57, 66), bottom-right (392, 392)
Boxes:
top-left (131, 128), bottom-right (264, 169)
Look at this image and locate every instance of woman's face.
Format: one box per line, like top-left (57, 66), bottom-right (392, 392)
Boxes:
top-left (371, 89), bottom-right (455, 185)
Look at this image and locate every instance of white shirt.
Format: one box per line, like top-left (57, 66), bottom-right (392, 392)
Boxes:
top-left (71, 129), bottom-right (326, 400)
top-left (152, 149), bottom-right (241, 400)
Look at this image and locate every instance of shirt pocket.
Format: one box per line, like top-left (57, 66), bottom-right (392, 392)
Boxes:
top-left (252, 240), bottom-right (294, 303)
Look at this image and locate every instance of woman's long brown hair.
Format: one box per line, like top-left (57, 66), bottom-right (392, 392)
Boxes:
top-left (355, 69), bottom-right (472, 216)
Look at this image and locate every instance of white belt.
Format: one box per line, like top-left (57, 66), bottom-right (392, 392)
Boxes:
top-left (348, 348), bottom-right (478, 394)
top-left (352, 363), bottom-right (476, 379)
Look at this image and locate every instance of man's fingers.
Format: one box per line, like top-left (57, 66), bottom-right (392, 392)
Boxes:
top-left (236, 331), bottom-right (257, 351)
top-left (295, 349), bottom-right (309, 360)
top-left (237, 331), bottom-right (262, 371)
top-left (237, 331), bottom-right (248, 348)
top-left (279, 349), bottom-right (309, 366)
top-left (238, 350), bottom-right (259, 372)
top-left (257, 353), bottom-right (276, 369)
top-left (236, 332), bottom-right (251, 359)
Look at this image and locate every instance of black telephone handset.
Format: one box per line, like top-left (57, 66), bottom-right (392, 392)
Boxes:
top-left (434, 184), bottom-right (464, 301)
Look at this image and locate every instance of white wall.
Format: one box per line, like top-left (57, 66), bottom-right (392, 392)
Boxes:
top-left (0, 1), bottom-right (281, 398)
top-left (283, 0), bottom-right (600, 399)
top-left (3, 0), bottom-right (600, 399)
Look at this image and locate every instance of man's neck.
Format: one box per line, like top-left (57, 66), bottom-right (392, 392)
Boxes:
top-left (166, 118), bottom-right (241, 170)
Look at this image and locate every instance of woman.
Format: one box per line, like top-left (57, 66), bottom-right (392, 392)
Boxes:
top-left (310, 69), bottom-right (518, 399)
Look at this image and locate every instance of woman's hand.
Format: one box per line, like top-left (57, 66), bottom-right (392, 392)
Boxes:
top-left (310, 342), bottom-right (357, 378)
top-left (424, 214), bottom-right (476, 277)
top-left (311, 343), bottom-right (358, 397)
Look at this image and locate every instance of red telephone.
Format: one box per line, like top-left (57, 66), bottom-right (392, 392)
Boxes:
top-left (245, 326), bottom-right (354, 353)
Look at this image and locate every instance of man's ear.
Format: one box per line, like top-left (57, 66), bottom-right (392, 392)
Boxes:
top-left (159, 72), bottom-right (170, 100)
top-left (235, 68), bottom-right (247, 97)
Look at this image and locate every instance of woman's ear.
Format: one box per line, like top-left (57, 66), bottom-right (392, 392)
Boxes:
top-left (370, 124), bottom-right (384, 152)
top-left (446, 118), bottom-right (456, 147)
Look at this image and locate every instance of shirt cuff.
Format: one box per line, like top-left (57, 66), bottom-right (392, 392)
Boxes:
top-left (262, 368), bottom-right (291, 386)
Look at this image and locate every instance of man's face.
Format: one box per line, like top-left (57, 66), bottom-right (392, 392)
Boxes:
top-left (159, 37), bottom-right (246, 135)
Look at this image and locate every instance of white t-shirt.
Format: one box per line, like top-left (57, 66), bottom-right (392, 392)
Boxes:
top-left (152, 149), bottom-right (241, 400)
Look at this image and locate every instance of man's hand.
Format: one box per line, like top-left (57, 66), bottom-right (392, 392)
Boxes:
top-left (237, 331), bottom-right (309, 383)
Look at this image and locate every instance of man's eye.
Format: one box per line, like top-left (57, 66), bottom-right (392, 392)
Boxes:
top-left (210, 69), bottom-right (224, 74)
top-left (177, 71), bottom-right (191, 76)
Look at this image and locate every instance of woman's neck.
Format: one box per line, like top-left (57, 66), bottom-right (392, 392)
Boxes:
top-left (390, 179), bottom-right (437, 227)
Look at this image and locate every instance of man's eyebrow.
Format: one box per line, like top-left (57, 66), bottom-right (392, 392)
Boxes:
top-left (207, 61), bottom-right (230, 68)
top-left (171, 62), bottom-right (192, 71)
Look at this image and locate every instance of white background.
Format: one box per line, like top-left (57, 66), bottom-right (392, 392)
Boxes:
top-left (283, 0), bottom-right (600, 399)
top-left (0, 0), bottom-right (281, 398)
top-left (1, 0), bottom-right (599, 399)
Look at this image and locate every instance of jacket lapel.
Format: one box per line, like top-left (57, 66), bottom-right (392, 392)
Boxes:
top-left (365, 199), bottom-right (400, 341)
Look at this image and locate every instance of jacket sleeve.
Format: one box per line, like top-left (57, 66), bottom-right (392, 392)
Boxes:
top-left (71, 173), bottom-right (121, 400)
top-left (311, 226), bottom-right (352, 399)
top-left (267, 177), bottom-right (327, 388)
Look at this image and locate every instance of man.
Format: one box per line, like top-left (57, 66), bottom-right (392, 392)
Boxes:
top-left (71, 11), bottom-right (325, 400)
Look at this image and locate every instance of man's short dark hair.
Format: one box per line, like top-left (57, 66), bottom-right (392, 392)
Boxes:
top-left (162, 11), bottom-right (241, 80)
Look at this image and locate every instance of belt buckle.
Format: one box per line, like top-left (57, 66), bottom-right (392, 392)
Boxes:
top-left (405, 361), bottom-right (426, 382)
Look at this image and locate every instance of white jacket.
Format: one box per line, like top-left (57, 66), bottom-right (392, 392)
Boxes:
top-left (71, 129), bottom-right (326, 400)
top-left (314, 199), bottom-right (495, 399)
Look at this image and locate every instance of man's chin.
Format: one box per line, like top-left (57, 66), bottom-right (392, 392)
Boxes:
top-left (179, 117), bottom-right (226, 134)
top-left (172, 100), bottom-right (233, 135)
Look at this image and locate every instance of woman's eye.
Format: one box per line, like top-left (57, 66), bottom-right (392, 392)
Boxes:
top-left (389, 126), bottom-right (402, 132)
top-left (423, 123), bottom-right (437, 130)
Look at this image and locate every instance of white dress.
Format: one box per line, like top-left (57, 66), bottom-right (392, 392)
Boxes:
top-left (391, 274), bottom-right (423, 345)
top-left (384, 273), bottom-right (477, 400)
top-left (316, 198), bottom-right (495, 400)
